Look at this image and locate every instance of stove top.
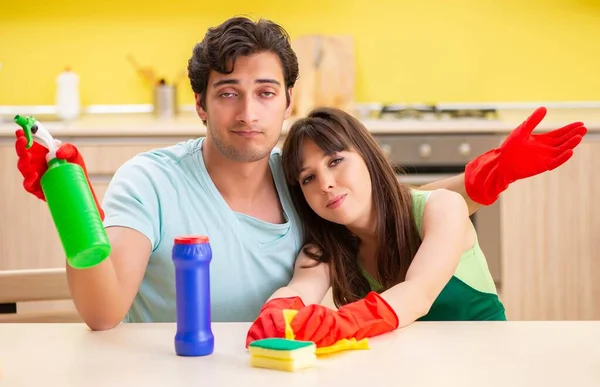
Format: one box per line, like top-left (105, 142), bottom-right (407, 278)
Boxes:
top-left (374, 104), bottom-right (499, 121)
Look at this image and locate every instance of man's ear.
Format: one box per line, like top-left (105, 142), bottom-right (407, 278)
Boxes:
top-left (284, 88), bottom-right (294, 119)
top-left (195, 93), bottom-right (207, 121)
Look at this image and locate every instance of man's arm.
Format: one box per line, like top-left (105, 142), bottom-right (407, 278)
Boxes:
top-left (66, 226), bottom-right (151, 331)
top-left (418, 174), bottom-right (481, 216)
top-left (13, 129), bottom-right (160, 331)
top-left (68, 149), bottom-right (164, 331)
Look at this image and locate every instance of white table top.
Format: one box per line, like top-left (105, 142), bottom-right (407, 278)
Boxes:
top-left (0, 321), bottom-right (599, 387)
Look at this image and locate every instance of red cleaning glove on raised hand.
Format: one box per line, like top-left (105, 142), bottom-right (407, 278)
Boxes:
top-left (14, 129), bottom-right (105, 220)
top-left (465, 107), bottom-right (587, 205)
top-left (290, 291), bottom-right (399, 348)
top-left (245, 296), bottom-right (306, 347)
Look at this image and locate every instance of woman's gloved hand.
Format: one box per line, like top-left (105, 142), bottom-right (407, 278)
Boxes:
top-left (290, 291), bottom-right (399, 348)
top-left (245, 296), bottom-right (306, 347)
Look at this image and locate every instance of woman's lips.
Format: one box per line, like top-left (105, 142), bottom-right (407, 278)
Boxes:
top-left (327, 194), bottom-right (347, 209)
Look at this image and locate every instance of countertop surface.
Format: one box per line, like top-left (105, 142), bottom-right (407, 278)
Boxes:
top-left (1, 110), bottom-right (600, 138)
top-left (1, 321), bottom-right (599, 386)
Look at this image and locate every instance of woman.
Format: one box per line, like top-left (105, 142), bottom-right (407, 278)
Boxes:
top-left (246, 107), bottom-right (505, 348)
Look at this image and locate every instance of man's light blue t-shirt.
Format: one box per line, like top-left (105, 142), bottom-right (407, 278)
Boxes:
top-left (102, 137), bottom-right (304, 322)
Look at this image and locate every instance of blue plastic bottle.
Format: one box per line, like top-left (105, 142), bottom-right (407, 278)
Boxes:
top-left (172, 235), bottom-right (214, 356)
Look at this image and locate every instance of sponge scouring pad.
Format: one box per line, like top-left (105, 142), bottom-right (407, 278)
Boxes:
top-left (248, 338), bottom-right (316, 372)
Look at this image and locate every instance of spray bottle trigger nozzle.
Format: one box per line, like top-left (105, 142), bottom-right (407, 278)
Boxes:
top-left (13, 115), bottom-right (57, 156)
top-left (14, 115), bottom-right (35, 149)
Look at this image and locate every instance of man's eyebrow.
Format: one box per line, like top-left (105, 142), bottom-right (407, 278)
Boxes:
top-left (256, 79), bottom-right (281, 86)
top-left (212, 79), bottom-right (282, 88)
top-left (213, 79), bottom-right (239, 88)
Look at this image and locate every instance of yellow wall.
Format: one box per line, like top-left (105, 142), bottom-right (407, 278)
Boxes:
top-left (0, 0), bottom-right (598, 106)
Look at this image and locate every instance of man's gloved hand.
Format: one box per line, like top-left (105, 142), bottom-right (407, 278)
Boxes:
top-left (465, 107), bottom-right (587, 205)
top-left (245, 296), bottom-right (306, 347)
top-left (290, 291), bottom-right (399, 348)
top-left (14, 129), bottom-right (105, 220)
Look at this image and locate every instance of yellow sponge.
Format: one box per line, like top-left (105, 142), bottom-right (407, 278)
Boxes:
top-left (248, 338), bottom-right (316, 372)
top-left (282, 308), bottom-right (370, 356)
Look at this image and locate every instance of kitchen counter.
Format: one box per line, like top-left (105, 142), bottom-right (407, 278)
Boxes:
top-left (1, 111), bottom-right (600, 138)
top-left (1, 321), bottom-right (599, 386)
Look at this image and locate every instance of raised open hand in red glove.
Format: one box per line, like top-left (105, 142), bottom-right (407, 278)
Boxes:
top-left (290, 291), bottom-right (399, 348)
top-left (14, 129), bottom-right (105, 220)
top-left (465, 107), bottom-right (587, 205)
top-left (245, 296), bottom-right (306, 347)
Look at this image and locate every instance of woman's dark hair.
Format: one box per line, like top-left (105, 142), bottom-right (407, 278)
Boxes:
top-left (282, 107), bottom-right (422, 307)
top-left (188, 16), bottom-right (299, 121)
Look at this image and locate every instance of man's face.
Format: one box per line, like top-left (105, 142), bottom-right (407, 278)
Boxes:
top-left (196, 51), bottom-right (293, 163)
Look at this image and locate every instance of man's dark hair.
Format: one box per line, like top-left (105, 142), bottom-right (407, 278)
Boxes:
top-left (188, 16), bottom-right (299, 115)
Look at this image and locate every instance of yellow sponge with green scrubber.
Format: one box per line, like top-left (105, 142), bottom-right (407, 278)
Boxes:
top-left (248, 338), bottom-right (316, 372)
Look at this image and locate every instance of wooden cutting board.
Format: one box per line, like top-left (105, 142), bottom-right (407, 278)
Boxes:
top-left (291, 35), bottom-right (355, 118)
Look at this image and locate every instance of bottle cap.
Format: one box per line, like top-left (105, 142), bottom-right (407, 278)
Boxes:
top-left (174, 236), bottom-right (209, 245)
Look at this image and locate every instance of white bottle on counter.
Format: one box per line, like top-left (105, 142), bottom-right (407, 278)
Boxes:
top-left (56, 67), bottom-right (81, 121)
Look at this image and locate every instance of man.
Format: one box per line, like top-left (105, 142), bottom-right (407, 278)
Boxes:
top-left (14, 16), bottom-right (586, 331)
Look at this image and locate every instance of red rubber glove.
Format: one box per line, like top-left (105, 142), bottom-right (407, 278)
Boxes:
top-left (14, 129), bottom-right (105, 220)
top-left (465, 107), bottom-right (587, 205)
top-left (290, 291), bottom-right (399, 348)
top-left (245, 296), bottom-right (306, 347)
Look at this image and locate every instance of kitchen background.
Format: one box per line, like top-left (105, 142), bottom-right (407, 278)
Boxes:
top-left (1, 0), bottom-right (599, 106)
top-left (0, 0), bottom-right (599, 323)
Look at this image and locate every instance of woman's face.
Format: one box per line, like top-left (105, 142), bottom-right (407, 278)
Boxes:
top-left (297, 139), bottom-right (373, 228)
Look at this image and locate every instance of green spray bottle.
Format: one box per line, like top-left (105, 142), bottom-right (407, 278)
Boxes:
top-left (15, 115), bottom-right (111, 269)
